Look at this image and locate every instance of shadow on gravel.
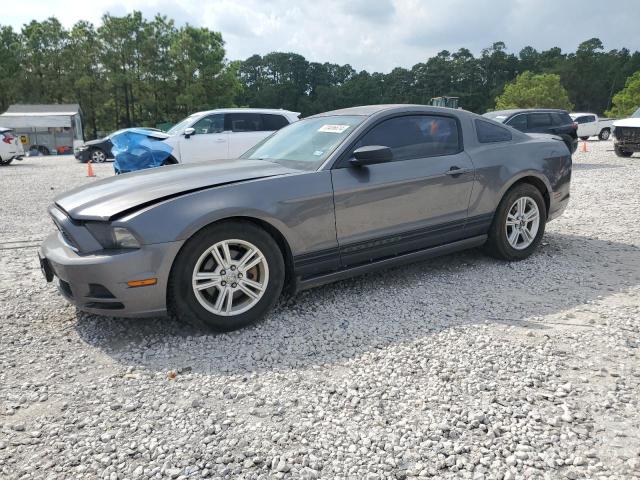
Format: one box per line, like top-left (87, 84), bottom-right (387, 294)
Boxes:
top-left (75, 232), bottom-right (640, 376)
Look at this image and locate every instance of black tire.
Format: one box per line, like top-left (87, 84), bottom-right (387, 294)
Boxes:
top-left (484, 183), bottom-right (547, 261)
top-left (598, 129), bottom-right (610, 141)
top-left (580, 136), bottom-right (590, 141)
top-left (90, 148), bottom-right (107, 163)
top-left (614, 145), bottom-right (633, 158)
top-left (0, 156), bottom-right (13, 166)
top-left (168, 220), bottom-right (285, 331)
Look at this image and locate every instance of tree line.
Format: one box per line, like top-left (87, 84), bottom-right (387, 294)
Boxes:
top-left (1, 12), bottom-right (639, 139)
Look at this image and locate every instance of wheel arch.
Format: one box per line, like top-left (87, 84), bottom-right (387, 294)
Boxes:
top-left (500, 174), bottom-right (551, 218)
top-left (169, 215), bottom-right (296, 296)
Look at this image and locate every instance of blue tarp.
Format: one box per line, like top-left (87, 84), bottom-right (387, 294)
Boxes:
top-left (110, 128), bottom-right (174, 174)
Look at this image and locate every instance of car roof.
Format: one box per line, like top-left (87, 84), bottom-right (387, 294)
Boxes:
top-left (307, 104), bottom-right (468, 118)
top-left (570, 112), bottom-right (594, 117)
top-left (190, 108), bottom-right (300, 117)
top-left (487, 108), bottom-right (569, 117)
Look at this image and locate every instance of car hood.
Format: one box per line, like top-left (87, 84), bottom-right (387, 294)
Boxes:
top-left (613, 117), bottom-right (640, 128)
top-left (84, 138), bottom-right (108, 147)
top-left (55, 160), bottom-right (296, 221)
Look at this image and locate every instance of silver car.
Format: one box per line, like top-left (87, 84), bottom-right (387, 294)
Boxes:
top-left (39, 105), bottom-right (571, 331)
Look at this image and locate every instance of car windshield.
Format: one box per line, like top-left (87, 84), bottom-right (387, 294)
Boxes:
top-left (167, 115), bottom-right (199, 135)
top-left (632, 107), bottom-right (640, 118)
top-left (241, 115), bottom-right (364, 170)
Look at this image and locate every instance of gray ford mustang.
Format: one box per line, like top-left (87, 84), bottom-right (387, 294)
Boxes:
top-left (39, 105), bottom-right (571, 331)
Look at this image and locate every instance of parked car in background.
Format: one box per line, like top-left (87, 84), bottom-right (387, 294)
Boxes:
top-left (570, 113), bottom-right (614, 140)
top-left (0, 128), bottom-right (25, 166)
top-left (612, 106), bottom-right (640, 158)
top-left (75, 127), bottom-right (162, 163)
top-left (483, 109), bottom-right (578, 153)
top-left (39, 104), bottom-right (571, 331)
top-left (164, 108), bottom-right (300, 163)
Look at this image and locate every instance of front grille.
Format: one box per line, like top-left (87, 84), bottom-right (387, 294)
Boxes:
top-left (615, 127), bottom-right (640, 143)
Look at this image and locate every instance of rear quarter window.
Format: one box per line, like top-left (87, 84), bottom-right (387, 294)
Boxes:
top-left (475, 119), bottom-right (512, 143)
top-left (527, 113), bottom-right (552, 128)
top-left (262, 114), bottom-right (290, 131)
top-left (552, 112), bottom-right (573, 125)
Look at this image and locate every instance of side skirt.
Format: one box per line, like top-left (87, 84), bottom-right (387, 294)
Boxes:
top-left (294, 234), bottom-right (487, 292)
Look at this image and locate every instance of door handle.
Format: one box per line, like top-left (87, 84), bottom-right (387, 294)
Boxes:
top-left (445, 166), bottom-right (471, 176)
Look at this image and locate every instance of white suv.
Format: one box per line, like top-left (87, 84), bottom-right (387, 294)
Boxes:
top-left (164, 108), bottom-right (300, 163)
top-left (0, 128), bottom-right (25, 166)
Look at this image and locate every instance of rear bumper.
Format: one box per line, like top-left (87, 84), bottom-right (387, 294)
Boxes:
top-left (614, 141), bottom-right (640, 152)
top-left (39, 232), bottom-right (182, 317)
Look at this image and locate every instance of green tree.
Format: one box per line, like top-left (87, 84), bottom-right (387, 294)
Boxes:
top-left (606, 71), bottom-right (640, 117)
top-left (495, 71), bottom-right (573, 110)
top-left (0, 26), bottom-right (21, 111)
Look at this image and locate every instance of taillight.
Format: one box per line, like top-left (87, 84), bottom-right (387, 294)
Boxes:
top-left (571, 122), bottom-right (578, 130)
top-left (1, 134), bottom-right (13, 144)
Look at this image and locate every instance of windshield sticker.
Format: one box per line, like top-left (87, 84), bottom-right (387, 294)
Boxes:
top-left (318, 124), bottom-right (350, 133)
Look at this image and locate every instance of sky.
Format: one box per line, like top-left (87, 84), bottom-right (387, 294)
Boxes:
top-left (7, 0), bottom-right (640, 73)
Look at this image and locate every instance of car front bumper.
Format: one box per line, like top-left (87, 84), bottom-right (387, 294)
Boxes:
top-left (74, 149), bottom-right (92, 162)
top-left (39, 232), bottom-right (182, 317)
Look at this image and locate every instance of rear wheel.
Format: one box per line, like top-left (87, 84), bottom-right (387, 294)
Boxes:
top-left (598, 129), bottom-right (610, 141)
top-left (0, 156), bottom-right (12, 166)
top-left (484, 183), bottom-right (547, 261)
top-left (614, 145), bottom-right (633, 158)
top-left (580, 136), bottom-right (590, 141)
top-left (168, 221), bottom-right (285, 331)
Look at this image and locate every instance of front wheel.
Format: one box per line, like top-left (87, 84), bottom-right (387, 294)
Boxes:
top-left (90, 148), bottom-right (107, 163)
top-left (484, 184), bottom-right (547, 261)
top-left (0, 156), bottom-right (13, 166)
top-left (580, 136), bottom-right (590, 141)
top-left (168, 221), bottom-right (285, 331)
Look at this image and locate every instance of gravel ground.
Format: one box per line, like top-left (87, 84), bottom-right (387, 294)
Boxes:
top-left (1, 144), bottom-right (639, 480)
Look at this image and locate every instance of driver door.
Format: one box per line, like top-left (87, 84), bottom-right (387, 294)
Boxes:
top-left (331, 114), bottom-right (475, 267)
top-left (179, 114), bottom-right (228, 163)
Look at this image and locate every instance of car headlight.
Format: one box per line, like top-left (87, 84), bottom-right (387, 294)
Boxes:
top-left (85, 223), bottom-right (140, 249)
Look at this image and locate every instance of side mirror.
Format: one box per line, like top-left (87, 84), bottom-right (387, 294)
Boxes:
top-left (184, 127), bottom-right (195, 138)
top-left (350, 145), bottom-right (393, 167)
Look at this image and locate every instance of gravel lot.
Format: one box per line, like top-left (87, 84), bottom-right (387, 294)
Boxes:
top-left (1, 143), bottom-right (639, 480)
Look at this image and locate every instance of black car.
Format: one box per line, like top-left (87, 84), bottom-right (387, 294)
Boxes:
top-left (483, 109), bottom-right (578, 154)
top-left (75, 128), bottom-right (162, 163)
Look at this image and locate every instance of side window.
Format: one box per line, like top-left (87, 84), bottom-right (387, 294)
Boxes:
top-left (552, 113), bottom-right (573, 125)
top-left (354, 115), bottom-right (460, 162)
top-left (506, 114), bottom-right (527, 131)
top-left (227, 113), bottom-right (264, 132)
top-left (585, 115), bottom-right (596, 123)
top-left (262, 114), bottom-right (289, 131)
top-left (475, 119), bottom-right (512, 143)
top-left (191, 114), bottom-right (224, 134)
top-left (527, 113), bottom-right (552, 128)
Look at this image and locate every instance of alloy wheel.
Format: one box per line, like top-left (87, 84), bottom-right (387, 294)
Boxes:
top-left (192, 239), bottom-right (269, 316)
top-left (505, 196), bottom-right (540, 250)
top-left (91, 150), bottom-right (106, 163)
